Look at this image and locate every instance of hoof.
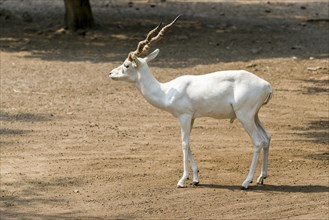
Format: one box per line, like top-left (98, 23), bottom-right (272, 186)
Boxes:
top-left (241, 186), bottom-right (248, 190)
top-left (177, 184), bottom-right (185, 188)
top-left (192, 181), bottom-right (199, 186)
top-left (257, 176), bottom-right (267, 185)
top-left (257, 180), bottom-right (264, 185)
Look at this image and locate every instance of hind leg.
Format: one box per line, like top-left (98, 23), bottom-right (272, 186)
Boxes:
top-left (241, 146), bottom-right (261, 189)
top-left (238, 113), bottom-right (268, 190)
top-left (188, 148), bottom-right (199, 185)
top-left (189, 118), bottom-right (199, 185)
top-left (255, 115), bottom-right (271, 185)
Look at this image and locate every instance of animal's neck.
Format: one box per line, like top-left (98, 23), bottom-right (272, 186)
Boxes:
top-left (135, 67), bottom-right (166, 110)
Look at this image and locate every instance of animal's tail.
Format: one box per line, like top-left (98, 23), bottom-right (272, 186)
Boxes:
top-left (263, 84), bottom-right (273, 105)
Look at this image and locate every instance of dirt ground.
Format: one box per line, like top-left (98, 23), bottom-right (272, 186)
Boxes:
top-left (1, 0), bottom-right (328, 219)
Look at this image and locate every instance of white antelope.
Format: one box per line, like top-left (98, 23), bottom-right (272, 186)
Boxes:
top-left (109, 16), bottom-right (272, 190)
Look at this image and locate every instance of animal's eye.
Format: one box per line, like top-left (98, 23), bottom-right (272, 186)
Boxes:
top-left (124, 64), bottom-right (129, 68)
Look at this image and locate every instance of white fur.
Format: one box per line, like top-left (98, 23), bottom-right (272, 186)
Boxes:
top-left (110, 49), bottom-right (272, 189)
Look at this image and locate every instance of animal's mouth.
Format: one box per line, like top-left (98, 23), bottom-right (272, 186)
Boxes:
top-left (110, 76), bottom-right (119, 81)
top-left (109, 73), bottom-right (119, 80)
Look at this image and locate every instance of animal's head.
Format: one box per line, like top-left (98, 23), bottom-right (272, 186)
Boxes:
top-left (109, 16), bottom-right (180, 82)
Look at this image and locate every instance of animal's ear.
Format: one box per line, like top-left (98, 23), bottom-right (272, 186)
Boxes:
top-left (145, 49), bottom-right (160, 63)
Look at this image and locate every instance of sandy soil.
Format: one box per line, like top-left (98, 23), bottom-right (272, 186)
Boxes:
top-left (1, 0), bottom-right (328, 219)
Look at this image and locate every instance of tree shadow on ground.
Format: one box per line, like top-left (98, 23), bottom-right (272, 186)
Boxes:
top-left (285, 74), bottom-right (329, 160)
top-left (290, 119), bottom-right (329, 161)
top-left (292, 119), bottom-right (329, 146)
top-left (302, 79), bottom-right (329, 95)
top-left (0, 111), bottom-right (51, 122)
top-left (0, 128), bottom-right (27, 135)
top-left (0, 1), bottom-right (328, 66)
top-left (0, 111), bottom-right (53, 145)
top-left (0, 177), bottom-right (102, 219)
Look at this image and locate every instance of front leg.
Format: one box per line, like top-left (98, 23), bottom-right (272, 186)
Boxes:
top-left (177, 115), bottom-right (193, 188)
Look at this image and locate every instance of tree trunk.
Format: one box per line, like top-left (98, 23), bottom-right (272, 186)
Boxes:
top-left (64, 0), bottom-right (94, 31)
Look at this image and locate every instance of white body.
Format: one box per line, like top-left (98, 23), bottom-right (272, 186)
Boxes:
top-left (110, 49), bottom-right (272, 189)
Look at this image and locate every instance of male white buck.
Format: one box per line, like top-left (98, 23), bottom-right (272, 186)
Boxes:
top-left (109, 16), bottom-right (272, 190)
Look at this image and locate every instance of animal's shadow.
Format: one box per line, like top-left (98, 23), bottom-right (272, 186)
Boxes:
top-left (196, 184), bottom-right (329, 193)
